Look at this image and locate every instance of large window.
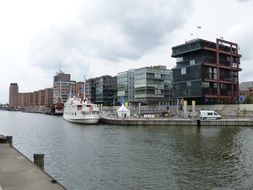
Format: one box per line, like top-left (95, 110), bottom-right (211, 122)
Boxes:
top-left (181, 67), bottom-right (186, 75)
top-left (221, 83), bottom-right (227, 89)
top-left (208, 67), bottom-right (217, 79)
top-left (186, 81), bottom-right (191, 87)
top-left (202, 82), bottom-right (210, 88)
top-left (190, 60), bottom-right (195, 65)
top-left (177, 57), bottom-right (183, 62)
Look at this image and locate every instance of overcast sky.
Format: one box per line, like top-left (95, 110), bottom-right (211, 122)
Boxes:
top-left (1, 0), bottom-right (253, 103)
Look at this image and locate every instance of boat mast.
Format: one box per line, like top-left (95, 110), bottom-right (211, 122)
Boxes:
top-left (58, 64), bottom-right (62, 103)
top-left (83, 75), bottom-right (86, 101)
top-left (59, 81), bottom-right (62, 102)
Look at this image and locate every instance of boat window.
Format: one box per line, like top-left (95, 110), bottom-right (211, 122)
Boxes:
top-left (77, 105), bottom-right (82, 110)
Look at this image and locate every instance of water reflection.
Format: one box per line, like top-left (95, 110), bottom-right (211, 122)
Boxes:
top-left (169, 126), bottom-right (244, 189)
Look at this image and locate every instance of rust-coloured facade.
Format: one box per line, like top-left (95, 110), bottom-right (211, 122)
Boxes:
top-left (9, 83), bottom-right (19, 108)
top-left (172, 38), bottom-right (241, 104)
top-left (8, 83), bottom-right (53, 109)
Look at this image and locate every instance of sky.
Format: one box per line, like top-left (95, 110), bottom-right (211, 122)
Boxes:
top-left (1, 0), bottom-right (253, 103)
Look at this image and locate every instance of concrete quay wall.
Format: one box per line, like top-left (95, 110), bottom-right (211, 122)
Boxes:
top-left (0, 136), bottom-right (66, 190)
top-left (100, 117), bottom-right (253, 127)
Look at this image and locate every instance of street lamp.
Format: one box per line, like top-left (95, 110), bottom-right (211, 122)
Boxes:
top-left (112, 95), bottom-right (117, 116)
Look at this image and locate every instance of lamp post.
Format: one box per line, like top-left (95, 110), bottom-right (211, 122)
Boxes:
top-left (176, 98), bottom-right (179, 118)
top-left (112, 95), bottom-right (117, 116)
top-left (236, 99), bottom-right (239, 119)
top-left (138, 102), bottom-right (141, 118)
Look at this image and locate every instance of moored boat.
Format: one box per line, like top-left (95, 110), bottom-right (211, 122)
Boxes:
top-left (63, 96), bottom-right (100, 124)
top-left (54, 101), bottom-right (64, 115)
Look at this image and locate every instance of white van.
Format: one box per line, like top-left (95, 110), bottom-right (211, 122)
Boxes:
top-left (199, 110), bottom-right (222, 120)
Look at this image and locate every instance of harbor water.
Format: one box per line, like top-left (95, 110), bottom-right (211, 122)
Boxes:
top-left (1, 111), bottom-right (253, 189)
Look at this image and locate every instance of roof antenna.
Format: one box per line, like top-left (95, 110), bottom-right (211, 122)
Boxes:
top-left (58, 62), bottom-right (64, 74)
top-left (59, 62), bottom-right (62, 72)
top-left (196, 26), bottom-right (201, 39)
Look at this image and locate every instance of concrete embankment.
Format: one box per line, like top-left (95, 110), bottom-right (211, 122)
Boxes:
top-left (100, 117), bottom-right (253, 126)
top-left (0, 136), bottom-right (66, 190)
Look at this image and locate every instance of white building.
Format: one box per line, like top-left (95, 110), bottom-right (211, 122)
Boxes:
top-left (53, 70), bottom-right (75, 104)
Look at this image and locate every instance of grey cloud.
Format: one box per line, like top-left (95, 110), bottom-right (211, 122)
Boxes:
top-left (28, 0), bottom-right (193, 75)
top-left (227, 22), bottom-right (253, 82)
top-left (91, 0), bottom-right (192, 60)
top-left (237, 0), bottom-right (252, 2)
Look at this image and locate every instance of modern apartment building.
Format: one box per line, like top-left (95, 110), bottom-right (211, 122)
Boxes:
top-left (133, 65), bottom-right (173, 105)
top-left (96, 75), bottom-right (117, 106)
top-left (86, 78), bottom-right (96, 103)
top-left (171, 38), bottom-right (241, 104)
top-left (117, 69), bottom-right (135, 104)
top-left (86, 75), bottom-right (117, 106)
top-left (53, 70), bottom-right (75, 103)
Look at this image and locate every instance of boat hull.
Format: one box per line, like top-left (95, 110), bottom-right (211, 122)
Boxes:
top-left (63, 115), bottom-right (100, 124)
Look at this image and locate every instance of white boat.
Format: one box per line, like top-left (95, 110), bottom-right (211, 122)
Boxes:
top-left (63, 96), bottom-right (100, 124)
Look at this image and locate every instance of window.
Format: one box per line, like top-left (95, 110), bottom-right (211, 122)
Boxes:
top-left (177, 57), bottom-right (183, 62)
top-left (202, 82), bottom-right (210, 88)
top-left (213, 68), bottom-right (217, 79)
top-left (208, 67), bottom-right (217, 79)
top-left (232, 63), bottom-right (238, 68)
top-left (221, 83), bottom-right (227, 89)
top-left (181, 67), bottom-right (186, 75)
top-left (190, 60), bottom-right (195, 65)
top-left (154, 73), bottom-right (161, 79)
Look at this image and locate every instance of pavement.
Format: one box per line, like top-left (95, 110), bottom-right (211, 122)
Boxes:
top-left (0, 143), bottom-right (66, 190)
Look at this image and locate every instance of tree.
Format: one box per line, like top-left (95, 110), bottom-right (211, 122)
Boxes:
top-left (243, 96), bottom-right (253, 104)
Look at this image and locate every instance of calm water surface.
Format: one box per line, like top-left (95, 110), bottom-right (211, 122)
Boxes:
top-left (1, 111), bottom-right (253, 189)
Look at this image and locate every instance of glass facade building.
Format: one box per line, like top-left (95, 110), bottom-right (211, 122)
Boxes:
top-left (171, 38), bottom-right (241, 104)
top-left (117, 69), bottom-right (135, 104)
top-left (86, 75), bottom-right (117, 106)
top-left (133, 66), bottom-right (173, 105)
top-left (86, 78), bottom-right (96, 103)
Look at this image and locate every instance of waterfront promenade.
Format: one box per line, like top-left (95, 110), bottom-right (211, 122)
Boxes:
top-left (0, 142), bottom-right (65, 190)
top-left (101, 116), bottom-right (253, 126)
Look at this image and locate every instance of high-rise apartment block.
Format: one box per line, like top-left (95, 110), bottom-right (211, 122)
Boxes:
top-left (53, 70), bottom-right (75, 104)
top-left (172, 38), bottom-right (241, 104)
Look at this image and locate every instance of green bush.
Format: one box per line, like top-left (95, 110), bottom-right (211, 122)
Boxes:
top-left (243, 96), bottom-right (253, 104)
